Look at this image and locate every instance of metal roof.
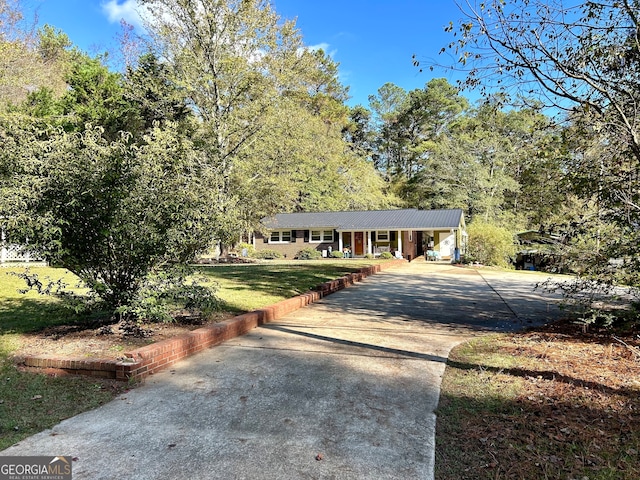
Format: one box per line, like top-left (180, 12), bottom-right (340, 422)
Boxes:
top-left (262, 209), bottom-right (464, 230)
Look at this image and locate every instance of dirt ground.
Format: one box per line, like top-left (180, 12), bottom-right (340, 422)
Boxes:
top-left (11, 313), bottom-right (237, 361)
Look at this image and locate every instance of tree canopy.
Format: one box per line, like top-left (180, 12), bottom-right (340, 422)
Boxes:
top-left (1, 0), bottom-right (392, 316)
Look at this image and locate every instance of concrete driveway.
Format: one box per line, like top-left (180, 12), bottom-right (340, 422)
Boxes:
top-left (1, 261), bottom-right (563, 479)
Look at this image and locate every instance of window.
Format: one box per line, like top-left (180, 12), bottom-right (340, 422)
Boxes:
top-left (310, 229), bottom-right (334, 243)
top-left (376, 230), bottom-right (389, 241)
top-left (270, 230), bottom-right (292, 243)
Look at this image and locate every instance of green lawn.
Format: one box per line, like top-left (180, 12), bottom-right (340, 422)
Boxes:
top-left (195, 259), bottom-right (389, 312)
top-left (0, 266), bottom-right (86, 335)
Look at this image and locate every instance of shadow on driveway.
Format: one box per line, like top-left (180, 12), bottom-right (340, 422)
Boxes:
top-left (1, 262), bottom-right (564, 480)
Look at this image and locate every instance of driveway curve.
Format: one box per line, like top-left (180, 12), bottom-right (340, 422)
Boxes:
top-left (1, 261), bottom-right (563, 479)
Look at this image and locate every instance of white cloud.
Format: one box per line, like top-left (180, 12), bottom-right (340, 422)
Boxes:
top-left (298, 42), bottom-right (337, 59)
top-left (308, 42), bottom-right (330, 53)
top-left (101, 0), bottom-right (145, 28)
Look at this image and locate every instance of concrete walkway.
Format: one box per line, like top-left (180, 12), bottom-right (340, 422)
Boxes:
top-left (1, 261), bottom-right (563, 479)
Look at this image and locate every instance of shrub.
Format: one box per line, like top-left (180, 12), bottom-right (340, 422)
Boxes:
top-left (235, 242), bottom-right (255, 257)
top-left (252, 249), bottom-right (283, 259)
top-left (379, 251), bottom-right (394, 259)
top-left (466, 221), bottom-right (516, 267)
top-left (296, 247), bottom-right (322, 260)
top-left (115, 266), bottom-right (220, 323)
top-left (331, 250), bottom-right (344, 258)
top-left (364, 253), bottom-right (375, 259)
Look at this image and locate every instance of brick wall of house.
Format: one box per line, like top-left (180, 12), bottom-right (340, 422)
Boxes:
top-left (255, 230), bottom-right (339, 258)
top-left (402, 231), bottom-right (419, 261)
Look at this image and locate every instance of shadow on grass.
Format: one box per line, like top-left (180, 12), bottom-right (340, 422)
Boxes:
top-left (445, 359), bottom-right (638, 399)
top-left (435, 331), bottom-right (640, 480)
top-left (435, 389), bottom-right (640, 480)
top-left (0, 297), bottom-right (106, 335)
top-left (194, 263), bottom-right (374, 309)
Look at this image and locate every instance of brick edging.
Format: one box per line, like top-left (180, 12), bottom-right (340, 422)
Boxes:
top-left (19, 259), bottom-right (406, 381)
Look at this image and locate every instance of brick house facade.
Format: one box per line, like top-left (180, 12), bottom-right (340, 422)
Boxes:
top-left (254, 209), bottom-right (466, 261)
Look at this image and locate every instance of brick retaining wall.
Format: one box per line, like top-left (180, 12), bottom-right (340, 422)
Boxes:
top-left (19, 259), bottom-right (406, 381)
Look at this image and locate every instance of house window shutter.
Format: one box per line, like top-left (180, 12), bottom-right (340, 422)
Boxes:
top-left (391, 231), bottom-right (397, 241)
top-left (334, 230), bottom-right (339, 242)
top-left (372, 231), bottom-right (376, 242)
top-left (304, 230), bottom-right (309, 242)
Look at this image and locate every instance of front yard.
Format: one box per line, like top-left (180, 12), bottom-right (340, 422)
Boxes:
top-left (0, 259), bottom-right (390, 450)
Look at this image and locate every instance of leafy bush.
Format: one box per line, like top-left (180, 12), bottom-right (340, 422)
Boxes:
top-left (379, 251), bottom-right (394, 259)
top-left (253, 249), bottom-right (283, 259)
top-left (115, 266), bottom-right (220, 323)
top-left (466, 221), bottom-right (516, 268)
top-left (364, 253), bottom-right (375, 259)
top-left (536, 277), bottom-right (640, 331)
top-left (11, 266), bottom-right (220, 325)
top-left (296, 247), bottom-right (322, 260)
top-left (331, 250), bottom-right (344, 258)
top-left (235, 242), bottom-right (255, 257)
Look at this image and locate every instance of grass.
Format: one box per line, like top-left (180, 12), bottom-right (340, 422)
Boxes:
top-left (0, 266), bottom-right (86, 334)
top-left (0, 361), bottom-right (126, 450)
top-left (435, 326), bottom-right (640, 480)
top-left (0, 259), bottom-right (389, 451)
top-left (0, 266), bottom-right (127, 451)
top-left (195, 259), bottom-right (389, 312)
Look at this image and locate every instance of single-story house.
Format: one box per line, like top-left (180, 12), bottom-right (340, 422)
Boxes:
top-left (254, 208), bottom-right (466, 261)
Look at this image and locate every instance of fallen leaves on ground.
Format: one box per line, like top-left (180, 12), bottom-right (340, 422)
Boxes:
top-left (436, 320), bottom-right (640, 480)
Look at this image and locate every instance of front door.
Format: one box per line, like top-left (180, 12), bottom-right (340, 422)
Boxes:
top-left (354, 232), bottom-right (364, 256)
top-left (438, 231), bottom-right (455, 259)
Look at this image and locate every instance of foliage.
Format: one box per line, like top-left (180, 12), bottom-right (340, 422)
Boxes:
top-left (234, 242), bottom-right (255, 257)
top-left (3, 118), bottom-right (219, 310)
top-left (428, 0), bottom-right (640, 288)
top-left (379, 251), bottom-right (394, 259)
top-left (115, 267), bottom-right (220, 323)
top-left (439, 0), bottom-right (640, 162)
top-left (0, 0), bottom-right (396, 319)
top-left (296, 247), bottom-right (322, 260)
top-left (7, 268), bottom-right (101, 315)
top-left (330, 250), bottom-right (344, 258)
top-left (536, 277), bottom-right (639, 331)
top-left (137, 0), bottom-right (392, 246)
top-left (251, 249), bottom-right (283, 260)
top-left (466, 221), bottom-right (516, 267)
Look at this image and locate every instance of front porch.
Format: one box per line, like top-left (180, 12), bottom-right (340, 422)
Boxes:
top-left (338, 229), bottom-right (462, 261)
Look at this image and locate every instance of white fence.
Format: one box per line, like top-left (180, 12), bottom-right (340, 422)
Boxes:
top-left (1, 227), bottom-right (45, 264)
top-left (0, 243), bottom-right (44, 264)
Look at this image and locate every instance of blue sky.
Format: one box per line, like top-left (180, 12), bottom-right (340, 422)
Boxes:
top-left (30, 0), bottom-right (469, 107)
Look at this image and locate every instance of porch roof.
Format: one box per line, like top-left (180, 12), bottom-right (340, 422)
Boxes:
top-left (262, 209), bottom-right (464, 231)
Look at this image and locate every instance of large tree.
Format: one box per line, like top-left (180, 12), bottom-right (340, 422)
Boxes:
top-left (140, 0), bottom-right (390, 244)
top-left (139, 0), bottom-right (313, 244)
top-left (433, 0), bottom-right (640, 286)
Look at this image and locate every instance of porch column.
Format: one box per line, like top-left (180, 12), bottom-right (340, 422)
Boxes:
top-left (367, 231), bottom-right (372, 255)
top-left (338, 232), bottom-right (343, 254)
top-left (350, 232), bottom-right (354, 253)
top-left (397, 230), bottom-right (403, 258)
